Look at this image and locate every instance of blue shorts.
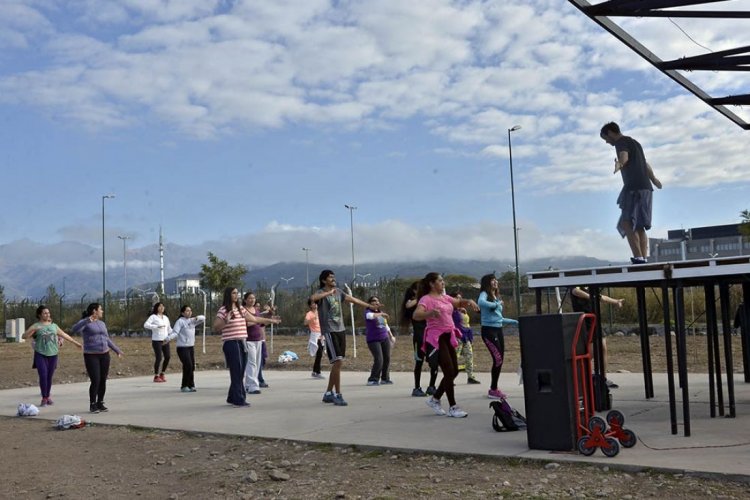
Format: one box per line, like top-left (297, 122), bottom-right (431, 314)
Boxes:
top-left (617, 189), bottom-right (653, 237)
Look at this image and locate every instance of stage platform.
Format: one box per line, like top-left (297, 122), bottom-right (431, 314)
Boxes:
top-left (525, 256), bottom-right (750, 437)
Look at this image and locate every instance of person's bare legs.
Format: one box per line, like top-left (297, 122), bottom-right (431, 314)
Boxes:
top-left (327, 360), bottom-right (342, 394)
top-left (637, 228), bottom-right (648, 259)
top-left (619, 220), bottom-right (643, 258)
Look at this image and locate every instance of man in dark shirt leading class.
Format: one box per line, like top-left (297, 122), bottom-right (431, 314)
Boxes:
top-left (600, 122), bottom-right (662, 264)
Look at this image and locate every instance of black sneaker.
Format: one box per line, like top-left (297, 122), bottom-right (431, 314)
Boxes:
top-left (467, 377), bottom-right (481, 384)
top-left (426, 386), bottom-right (436, 396)
top-left (89, 403), bottom-right (100, 414)
top-left (97, 402), bottom-right (109, 412)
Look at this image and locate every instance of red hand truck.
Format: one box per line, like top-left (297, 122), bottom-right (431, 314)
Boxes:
top-left (571, 313), bottom-right (637, 457)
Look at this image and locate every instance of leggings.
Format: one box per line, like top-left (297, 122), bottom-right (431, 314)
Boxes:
top-left (428, 333), bottom-right (459, 407)
top-left (176, 346), bottom-right (195, 389)
top-left (456, 340), bottom-right (475, 378)
top-left (83, 352), bottom-right (111, 404)
top-left (34, 352), bottom-right (58, 398)
top-left (481, 325), bottom-right (505, 390)
top-left (152, 340), bottom-right (171, 375)
top-left (412, 324), bottom-right (438, 389)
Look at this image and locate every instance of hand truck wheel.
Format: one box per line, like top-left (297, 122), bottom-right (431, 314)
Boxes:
top-left (601, 437), bottom-right (620, 457)
top-left (577, 436), bottom-right (597, 456)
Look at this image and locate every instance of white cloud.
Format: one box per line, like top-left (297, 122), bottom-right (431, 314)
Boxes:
top-left (0, 0), bottom-right (747, 191)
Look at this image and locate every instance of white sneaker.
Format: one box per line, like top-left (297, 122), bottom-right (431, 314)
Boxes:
top-left (448, 405), bottom-right (468, 418)
top-left (426, 396), bottom-right (446, 416)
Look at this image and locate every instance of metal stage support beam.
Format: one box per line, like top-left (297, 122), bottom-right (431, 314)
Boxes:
top-left (527, 256), bottom-right (750, 437)
top-left (568, 0), bottom-right (750, 130)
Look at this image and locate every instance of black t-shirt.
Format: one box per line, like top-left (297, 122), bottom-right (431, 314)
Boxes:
top-left (615, 136), bottom-right (652, 191)
top-left (570, 286), bottom-right (592, 313)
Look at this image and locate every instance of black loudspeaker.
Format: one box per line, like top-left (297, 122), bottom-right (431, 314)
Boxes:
top-left (519, 313), bottom-right (586, 451)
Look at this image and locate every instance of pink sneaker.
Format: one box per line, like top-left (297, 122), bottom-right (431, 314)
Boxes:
top-left (487, 389), bottom-right (508, 400)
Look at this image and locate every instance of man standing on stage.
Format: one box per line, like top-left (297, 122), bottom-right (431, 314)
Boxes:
top-left (600, 122), bottom-right (662, 264)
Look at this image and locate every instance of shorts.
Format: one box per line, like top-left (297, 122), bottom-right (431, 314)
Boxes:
top-left (617, 189), bottom-right (653, 237)
top-left (323, 330), bottom-right (346, 364)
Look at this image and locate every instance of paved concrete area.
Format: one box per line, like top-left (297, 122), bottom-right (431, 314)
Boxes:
top-left (2, 370), bottom-right (749, 478)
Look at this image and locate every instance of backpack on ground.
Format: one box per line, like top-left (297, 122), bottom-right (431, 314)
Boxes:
top-left (490, 399), bottom-right (527, 432)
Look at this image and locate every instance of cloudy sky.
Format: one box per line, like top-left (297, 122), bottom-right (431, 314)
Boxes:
top-left (1, 0), bottom-right (748, 274)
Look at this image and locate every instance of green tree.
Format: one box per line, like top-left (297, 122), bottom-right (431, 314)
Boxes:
top-left (199, 252), bottom-right (248, 294)
top-left (740, 209), bottom-right (750, 239)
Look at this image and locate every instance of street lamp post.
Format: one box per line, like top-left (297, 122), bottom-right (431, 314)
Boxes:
top-left (344, 204), bottom-right (357, 281)
top-left (302, 247), bottom-right (311, 288)
top-left (101, 194), bottom-right (115, 320)
top-left (118, 235), bottom-right (131, 333)
top-left (507, 125), bottom-right (522, 315)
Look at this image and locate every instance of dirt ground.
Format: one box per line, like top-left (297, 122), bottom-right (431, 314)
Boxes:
top-left (2, 333), bottom-right (748, 499)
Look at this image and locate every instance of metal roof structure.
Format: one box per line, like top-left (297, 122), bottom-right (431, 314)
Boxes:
top-left (568, 0), bottom-right (750, 130)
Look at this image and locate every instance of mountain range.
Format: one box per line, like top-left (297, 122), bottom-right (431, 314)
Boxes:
top-left (0, 238), bottom-right (616, 299)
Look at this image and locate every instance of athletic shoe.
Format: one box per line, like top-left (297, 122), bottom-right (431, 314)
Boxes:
top-left (411, 387), bottom-right (426, 397)
top-left (322, 392), bottom-right (336, 403)
top-left (311, 372), bottom-right (325, 379)
top-left (232, 401), bottom-right (250, 408)
top-left (333, 394), bottom-right (348, 406)
top-left (606, 379), bottom-right (619, 389)
top-left (249, 390), bottom-right (261, 395)
top-left (46, 398), bottom-right (54, 406)
top-left (467, 377), bottom-right (481, 385)
top-left (259, 382), bottom-right (269, 388)
top-left (40, 398), bottom-right (48, 407)
top-left (447, 405), bottom-right (468, 418)
top-left (89, 403), bottom-right (100, 414)
top-left (426, 397), bottom-right (446, 416)
top-left (153, 375), bottom-right (160, 383)
top-left (488, 389), bottom-right (508, 399)
top-left (630, 257), bottom-right (647, 264)
top-left (366, 380), bottom-right (379, 386)
top-left (380, 379), bottom-right (393, 385)
top-left (159, 374), bottom-right (167, 382)
top-left (97, 402), bottom-right (109, 412)
top-left (426, 386), bottom-right (436, 396)
top-left (181, 387), bottom-right (191, 393)
top-left (189, 387), bottom-right (197, 392)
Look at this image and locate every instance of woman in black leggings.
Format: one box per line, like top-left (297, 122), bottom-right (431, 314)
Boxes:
top-left (412, 273), bottom-right (479, 418)
top-left (401, 281), bottom-right (437, 397)
top-left (144, 302), bottom-right (172, 383)
top-left (71, 303), bottom-right (123, 414)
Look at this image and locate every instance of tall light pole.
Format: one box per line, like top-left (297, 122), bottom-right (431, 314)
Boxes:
top-left (118, 235), bottom-right (131, 333)
top-left (344, 204), bottom-right (357, 281)
top-left (101, 194), bottom-right (115, 320)
top-left (508, 125), bottom-right (522, 314)
top-left (302, 247), bottom-right (311, 287)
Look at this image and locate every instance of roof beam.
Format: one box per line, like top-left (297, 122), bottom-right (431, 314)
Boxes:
top-left (568, 0), bottom-right (750, 130)
top-left (586, 0), bottom-right (750, 18)
top-left (659, 45), bottom-right (750, 71)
